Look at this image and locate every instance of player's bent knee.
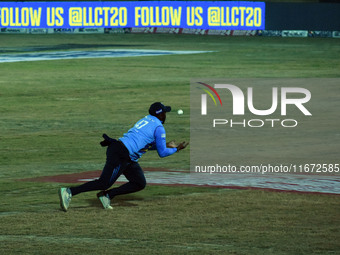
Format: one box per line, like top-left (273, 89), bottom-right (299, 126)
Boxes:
top-left (136, 179), bottom-right (146, 191)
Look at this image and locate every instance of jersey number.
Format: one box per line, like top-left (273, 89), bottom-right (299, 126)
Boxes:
top-left (135, 120), bottom-right (149, 129)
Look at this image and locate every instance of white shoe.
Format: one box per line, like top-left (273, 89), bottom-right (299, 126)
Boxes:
top-left (59, 188), bottom-right (72, 212)
top-left (97, 192), bottom-right (113, 210)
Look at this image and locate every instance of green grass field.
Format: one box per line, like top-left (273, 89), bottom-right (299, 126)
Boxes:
top-left (0, 34), bottom-right (339, 254)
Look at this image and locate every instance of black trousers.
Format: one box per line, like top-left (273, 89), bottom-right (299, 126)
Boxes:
top-left (70, 140), bottom-right (146, 199)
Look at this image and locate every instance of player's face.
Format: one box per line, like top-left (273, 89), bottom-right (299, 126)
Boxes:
top-left (159, 112), bottom-right (166, 124)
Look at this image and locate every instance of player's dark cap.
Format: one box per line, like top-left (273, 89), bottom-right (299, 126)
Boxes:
top-left (149, 102), bottom-right (171, 116)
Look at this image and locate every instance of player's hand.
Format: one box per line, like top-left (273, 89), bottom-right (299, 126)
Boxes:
top-left (100, 139), bottom-right (111, 147)
top-left (166, 140), bottom-right (178, 148)
top-left (100, 133), bottom-right (113, 147)
top-left (177, 141), bottom-right (189, 151)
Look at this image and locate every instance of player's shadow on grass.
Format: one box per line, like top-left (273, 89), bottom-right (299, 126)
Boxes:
top-left (87, 195), bottom-right (144, 208)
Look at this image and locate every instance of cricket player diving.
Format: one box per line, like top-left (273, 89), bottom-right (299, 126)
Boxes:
top-left (59, 102), bottom-right (189, 211)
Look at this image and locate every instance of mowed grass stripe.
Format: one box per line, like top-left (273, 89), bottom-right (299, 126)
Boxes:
top-left (1, 188), bottom-right (339, 254)
top-left (0, 234), bottom-right (231, 249)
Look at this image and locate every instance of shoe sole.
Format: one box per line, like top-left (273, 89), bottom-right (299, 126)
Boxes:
top-left (58, 188), bottom-right (68, 212)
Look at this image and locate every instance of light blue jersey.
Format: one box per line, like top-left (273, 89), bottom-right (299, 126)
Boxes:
top-left (119, 115), bottom-right (177, 162)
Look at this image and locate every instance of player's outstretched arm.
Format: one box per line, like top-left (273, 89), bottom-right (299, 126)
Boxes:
top-left (166, 140), bottom-right (177, 148)
top-left (154, 127), bottom-right (177, 157)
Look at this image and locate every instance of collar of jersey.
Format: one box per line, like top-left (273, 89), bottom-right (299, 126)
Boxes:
top-left (147, 114), bottom-right (162, 125)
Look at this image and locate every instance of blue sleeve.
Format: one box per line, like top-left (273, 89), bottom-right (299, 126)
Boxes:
top-left (154, 126), bottom-right (177, 157)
